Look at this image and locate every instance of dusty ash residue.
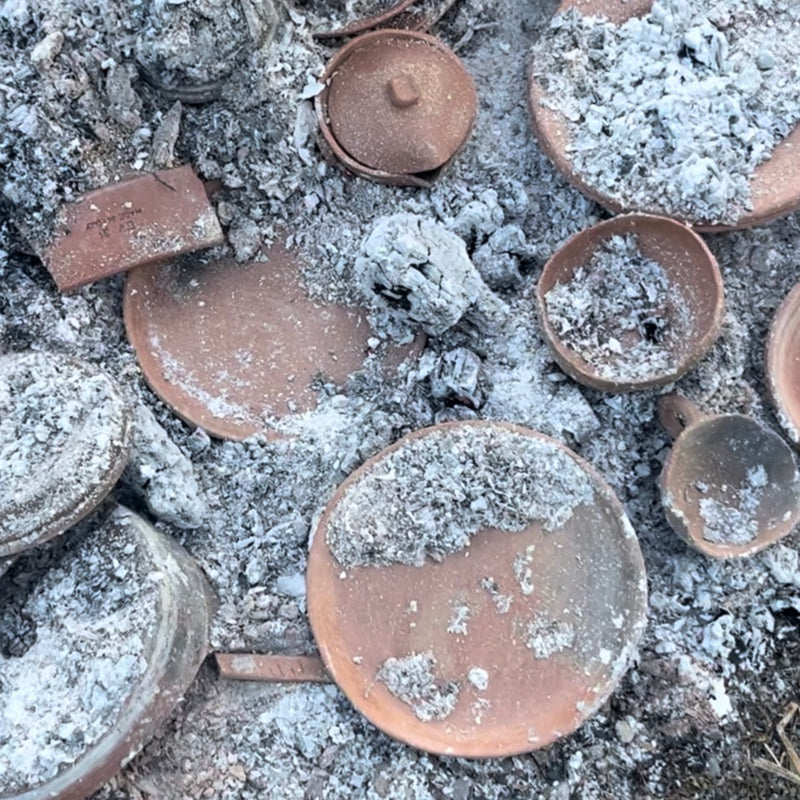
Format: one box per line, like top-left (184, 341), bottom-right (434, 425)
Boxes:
top-left (377, 651), bottom-right (460, 722)
top-left (699, 464), bottom-right (767, 544)
top-left (544, 234), bottom-right (689, 382)
top-left (326, 425), bottom-right (595, 568)
top-left (0, 510), bottom-right (158, 794)
top-left (535, 0), bottom-right (800, 223)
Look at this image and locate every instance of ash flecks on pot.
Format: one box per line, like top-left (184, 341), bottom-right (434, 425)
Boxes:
top-left (481, 576), bottom-right (513, 614)
top-left (0, 509), bottom-right (159, 795)
top-left (526, 615), bottom-right (576, 659)
top-left (447, 599), bottom-right (471, 635)
top-left (377, 651), bottom-right (460, 722)
top-left (534, 0), bottom-right (800, 223)
top-left (513, 545), bottom-right (536, 595)
top-left (698, 464), bottom-right (768, 544)
top-left (544, 234), bottom-right (690, 382)
top-left (325, 425), bottom-right (595, 568)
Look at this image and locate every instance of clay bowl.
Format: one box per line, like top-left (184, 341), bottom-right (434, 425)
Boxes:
top-left (0, 351), bottom-right (133, 558)
top-left (527, 0), bottom-right (800, 232)
top-left (766, 283), bottom-right (800, 446)
top-left (1, 506), bottom-right (213, 800)
top-left (307, 420), bottom-right (647, 757)
top-left (315, 29), bottom-right (477, 186)
top-left (658, 395), bottom-right (800, 558)
top-left (536, 214), bottom-right (724, 392)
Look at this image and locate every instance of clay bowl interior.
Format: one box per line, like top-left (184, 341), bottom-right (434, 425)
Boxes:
top-left (658, 397), bottom-right (800, 559)
top-left (527, 0), bottom-right (800, 232)
top-left (307, 420), bottom-right (647, 757)
top-left (766, 283), bottom-right (800, 446)
top-left (536, 214), bottom-right (724, 392)
top-left (1, 507), bottom-right (212, 800)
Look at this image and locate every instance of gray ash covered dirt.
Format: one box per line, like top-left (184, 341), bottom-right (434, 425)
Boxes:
top-left (2, 0), bottom-right (800, 798)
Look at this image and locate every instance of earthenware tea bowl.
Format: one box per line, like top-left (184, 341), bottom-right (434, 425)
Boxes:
top-left (766, 282), bottom-right (800, 447)
top-left (316, 29), bottom-right (477, 186)
top-left (307, 420), bottom-right (648, 757)
top-left (536, 214), bottom-right (724, 393)
top-left (527, 0), bottom-right (800, 231)
top-left (658, 394), bottom-right (800, 559)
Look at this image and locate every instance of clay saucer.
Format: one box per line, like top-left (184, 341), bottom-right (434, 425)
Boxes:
top-left (307, 420), bottom-right (647, 757)
top-left (658, 394), bottom-right (800, 559)
top-left (0, 351), bottom-right (134, 558)
top-left (536, 214), bottom-right (724, 392)
top-left (0, 506), bottom-right (212, 800)
top-left (124, 239), bottom-right (422, 440)
top-left (766, 283), bottom-right (800, 446)
top-left (527, 0), bottom-right (800, 232)
top-left (316, 29), bottom-right (477, 186)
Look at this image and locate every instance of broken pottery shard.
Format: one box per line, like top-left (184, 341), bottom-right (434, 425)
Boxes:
top-left (42, 165), bottom-right (224, 292)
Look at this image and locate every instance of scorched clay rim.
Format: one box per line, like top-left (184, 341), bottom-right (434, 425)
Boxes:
top-left (307, 420), bottom-right (648, 758)
top-left (766, 283), bottom-right (800, 447)
top-left (527, 0), bottom-right (800, 232)
top-left (124, 238), bottom-right (422, 440)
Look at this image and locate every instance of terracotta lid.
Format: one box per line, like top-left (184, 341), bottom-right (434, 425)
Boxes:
top-left (317, 29), bottom-right (477, 185)
top-left (41, 166), bottom-right (224, 292)
top-left (0, 506), bottom-right (213, 800)
top-left (536, 214), bottom-right (724, 392)
top-left (307, 420), bottom-right (647, 757)
top-left (528, 0), bottom-right (800, 232)
top-left (0, 351), bottom-right (133, 558)
top-left (658, 394), bottom-right (800, 558)
top-left (123, 238), bottom-right (423, 440)
top-left (766, 283), bottom-right (800, 446)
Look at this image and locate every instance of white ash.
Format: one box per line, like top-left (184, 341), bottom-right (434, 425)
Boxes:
top-left (534, 0), bottom-right (800, 224)
top-left (325, 425), bottom-right (595, 568)
top-left (699, 464), bottom-right (768, 544)
top-left (544, 235), bottom-right (689, 382)
top-left (377, 651), bottom-right (460, 723)
top-left (447, 601), bottom-right (471, 635)
top-left (513, 545), bottom-right (536, 595)
top-left (0, 507), bottom-right (158, 794)
top-left (526, 616), bottom-right (576, 659)
top-left (468, 667), bottom-right (489, 691)
top-left (481, 576), bottom-right (514, 614)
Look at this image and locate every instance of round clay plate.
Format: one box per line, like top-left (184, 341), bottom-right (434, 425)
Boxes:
top-left (528, 0), bottom-right (800, 232)
top-left (767, 283), bottom-right (800, 446)
top-left (124, 239), bottom-right (422, 440)
top-left (0, 351), bottom-right (133, 558)
top-left (307, 420), bottom-right (648, 757)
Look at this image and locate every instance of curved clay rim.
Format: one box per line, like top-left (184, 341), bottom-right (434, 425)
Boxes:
top-left (766, 283), bottom-right (800, 447)
top-left (658, 395), bottom-right (800, 559)
top-left (536, 214), bottom-right (725, 393)
top-left (307, 420), bottom-right (648, 757)
top-left (0, 352), bottom-right (134, 558)
top-left (315, 29), bottom-right (477, 186)
top-left (3, 507), bottom-right (213, 800)
top-left (527, 0), bottom-right (800, 232)
top-left (124, 238), bottom-right (423, 440)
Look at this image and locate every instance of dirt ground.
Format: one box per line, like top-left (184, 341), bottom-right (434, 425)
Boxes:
top-left (2, 1), bottom-right (800, 798)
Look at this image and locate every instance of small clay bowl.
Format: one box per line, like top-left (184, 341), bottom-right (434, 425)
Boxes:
top-left (536, 214), bottom-right (724, 392)
top-left (766, 283), bottom-right (800, 446)
top-left (527, 0), bottom-right (800, 232)
top-left (0, 506), bottom-right (213, 800)
top-left (307, 420), bottom-right (647, 757)
top-left (316, 29), bottom-right (477, 186)
top-left (0, 351), bottom-right (134, 558)
top-left (658, 394), bottom-right (800, 558)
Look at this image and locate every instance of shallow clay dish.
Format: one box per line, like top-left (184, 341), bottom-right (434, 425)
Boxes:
top-left (124, 238), bottom-right (422, 440)
top-left (0, 351), bottom-right (133, 558)
top-left (307, 420), bottom-right (647, 757)
top-left (658, 394), bottom-right (800, 559)
top-left (316, 29), bottom-right (477, 186)
top-left (527, 0), bottom-right (800, 232)
top-left (0, 506), bottom-right (213, 800)
top-left (536, 214), bottom-right (724, 392)
top-left (766, 283), bottom-right (800, 446)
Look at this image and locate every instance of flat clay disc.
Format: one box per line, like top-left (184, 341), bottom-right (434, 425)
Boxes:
top-left (528, 0), bottom-right (800, 232)
top-left (307, 420), bottom-right (648, 757)
top-left (0, 351), bottom-right (133, 558)
top-left (124, 240), bottom-right (422, 440)
top-left (327, 30), bottom-right (477, 175)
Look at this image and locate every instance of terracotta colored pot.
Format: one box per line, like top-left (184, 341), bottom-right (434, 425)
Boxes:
top-left (766, 283), bottom-right (800, 446)
top-left (658, 394), bottom-right (800, 558)
top-left (536, 214), bottom-right (724, 392)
